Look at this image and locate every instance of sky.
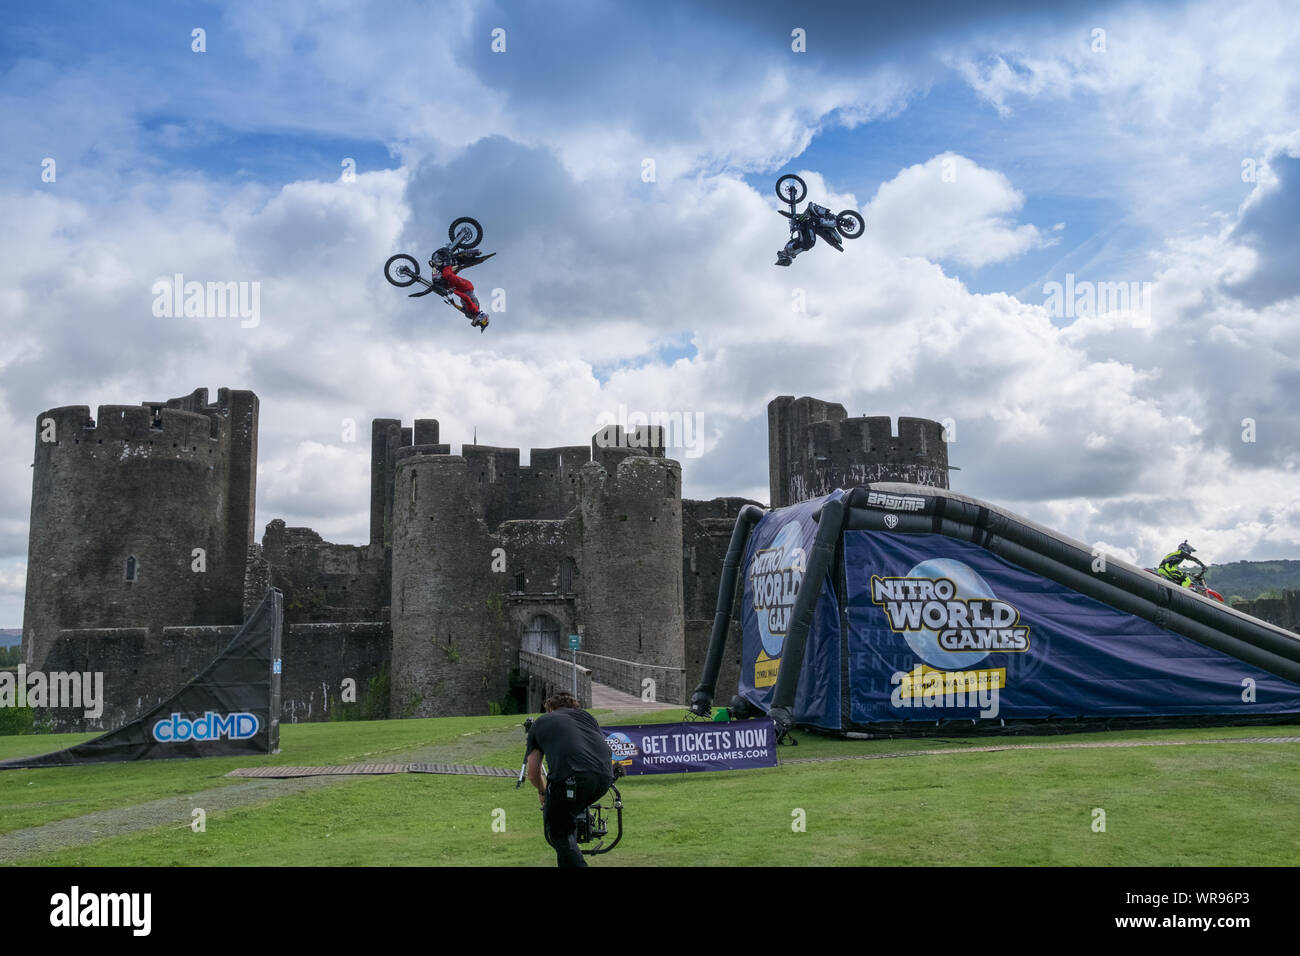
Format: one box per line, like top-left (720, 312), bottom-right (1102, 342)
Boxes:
top-left (2, 0), bottom-right (1299, 626)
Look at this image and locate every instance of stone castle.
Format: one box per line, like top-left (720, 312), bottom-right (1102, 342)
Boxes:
top-left (21, 388), bottom-right (950, 731)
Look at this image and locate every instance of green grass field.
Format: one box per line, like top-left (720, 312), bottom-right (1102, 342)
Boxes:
top-left (2, 713), bottom-right (1298, 866)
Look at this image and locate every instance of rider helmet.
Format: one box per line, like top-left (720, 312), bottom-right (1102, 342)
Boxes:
top-left (1178, 540), bottom-right (1195, 554)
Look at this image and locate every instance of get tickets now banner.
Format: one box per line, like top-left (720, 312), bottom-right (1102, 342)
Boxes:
top-left (601, 719), bottom-right (778, 775)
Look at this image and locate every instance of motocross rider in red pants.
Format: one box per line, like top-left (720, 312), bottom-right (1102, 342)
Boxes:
top-left (432, 248), bottom-right (489, 329)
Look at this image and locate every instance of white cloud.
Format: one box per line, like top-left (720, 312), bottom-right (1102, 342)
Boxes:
top-left (863, 154), bottom-right (1048, 268)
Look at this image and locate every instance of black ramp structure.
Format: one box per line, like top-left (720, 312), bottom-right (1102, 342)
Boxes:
top-left (0, 589), bottom-right (283, 769)
top-left (701, 482), bottom-right (1300, 737)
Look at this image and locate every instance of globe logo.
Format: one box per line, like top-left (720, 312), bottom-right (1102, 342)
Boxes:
top-left (900, 558), bottom-right (998, 669)
top-left (752, 519), bottom-right (806, 658)
top-left (606, 732), bottom-right (637, 763)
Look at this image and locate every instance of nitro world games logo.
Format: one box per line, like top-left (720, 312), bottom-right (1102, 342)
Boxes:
top-left (606, 731), bottom-right (638, 768)
top-left (749, 520), bottom-right (807, 688)
top-left (871, 558), bottom-right (1030, 718)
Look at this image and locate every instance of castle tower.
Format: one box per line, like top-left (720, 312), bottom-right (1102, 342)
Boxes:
top-left (767, 395), bottom-right (949, 507)
top-left (389, 451), bottom-right (518, 717)
top-left (22, 387), bottom-right (258, 667)
top-left (578, 454), bottom-right (684, 671)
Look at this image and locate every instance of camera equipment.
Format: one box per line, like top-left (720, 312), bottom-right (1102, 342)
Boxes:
top-left (517, 715), bottom-right (625, 856)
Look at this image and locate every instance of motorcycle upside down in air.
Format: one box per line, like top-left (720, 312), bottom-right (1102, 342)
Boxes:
top-left (774, 173), bottom-right (865, 259)
top-left (384, 216), bottom-right (496, 331)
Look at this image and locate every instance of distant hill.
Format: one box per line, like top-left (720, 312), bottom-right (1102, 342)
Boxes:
top-left (0, 629), bottom-right (20, 647)
top-left (1204, 560), bottom-right (1300, 603)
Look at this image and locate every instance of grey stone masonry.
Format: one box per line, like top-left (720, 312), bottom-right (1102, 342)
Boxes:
top-left (768, 395), bottom-right (949, 507)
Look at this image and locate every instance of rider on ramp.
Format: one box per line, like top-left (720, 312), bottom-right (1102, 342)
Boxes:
top-left (1156, 540), bottom-right (1208, 588)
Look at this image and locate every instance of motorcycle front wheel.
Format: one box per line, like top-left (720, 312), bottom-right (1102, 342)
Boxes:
top-left (837, 210), bottom-right (865, 239)
top-left (448, 216), bottom-right (484, 248)
top-left (384, 254), bottom-right (420, 287)
top-left (775, 174), bottom-right (807, 205)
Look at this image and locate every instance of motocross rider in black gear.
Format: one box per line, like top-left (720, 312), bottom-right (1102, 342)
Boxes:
top-left (776, 203), bottom-right (837, 266)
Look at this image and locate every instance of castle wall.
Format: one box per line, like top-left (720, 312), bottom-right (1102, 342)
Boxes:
top-left (681, 497), bottom-right (758, 707)
top-left (578, 456), bottom-right (683, 670)
top-left (259, 519), bottom-right (386, 624)
top-left (1232, 591), bottom-right (1300, 634)
top-left (22, 388), bottom-right (256, 670)
top-left (682, 497), bottom-right (762, 623)
top-left (685, 619), bottom-right (743, 705)
top-left (279, 621), bottom-right (390, 723)
top-left (390, 454), bottom-right (519, 717)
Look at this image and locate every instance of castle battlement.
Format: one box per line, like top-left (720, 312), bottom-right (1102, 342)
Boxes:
top-left (806, 415), bottom-right (946, 458)
top-left (769, 395), bottom-right (949, 507)
top-left (461, 444), bottom-right (523, 480)
top-left (35, 387), bottom-right (257, 451)
top-left (392, 443), bottom-right (451, 465)
top-left (525, 445), bottom-right (591, 479)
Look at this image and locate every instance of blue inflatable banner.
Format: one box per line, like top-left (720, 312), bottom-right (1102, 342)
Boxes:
top-left (739, 493), bottom-right (841, 726)
top-left (844, 531), bottom-right (1300, 725)
top-left (601, 719), bottom-right (778, 775)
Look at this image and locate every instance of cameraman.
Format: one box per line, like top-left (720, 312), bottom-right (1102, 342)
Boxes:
top-left (524, 693), bottom-right (614, 867)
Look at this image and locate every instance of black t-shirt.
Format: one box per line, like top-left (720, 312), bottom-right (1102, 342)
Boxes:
top-left (526, 708), bottom-right (614, 783)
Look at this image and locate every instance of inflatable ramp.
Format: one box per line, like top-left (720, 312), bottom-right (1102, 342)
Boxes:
top-left (692, 485), bottom-right (1300, 736)
top-left (0, 589), bottom-right (283, 769)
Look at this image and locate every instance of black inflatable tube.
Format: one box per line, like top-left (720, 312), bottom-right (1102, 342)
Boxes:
top-left (845, 505), bottom-right (1300, 674)
top-left (690, 504), bottom-right (765, 714)
top-left (1006, 537), bottom-right (1300, 670)
top-left (768, 497), bottom-right (848, 735)
top-left (842, 486), bottom-right (1300, 682)
top-left (845, 503), bottom-right (1300, 667)
top-left (992, 536), bottom-right (1300, 683)
top-left (856, 486), bottom-right (1297, 650)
